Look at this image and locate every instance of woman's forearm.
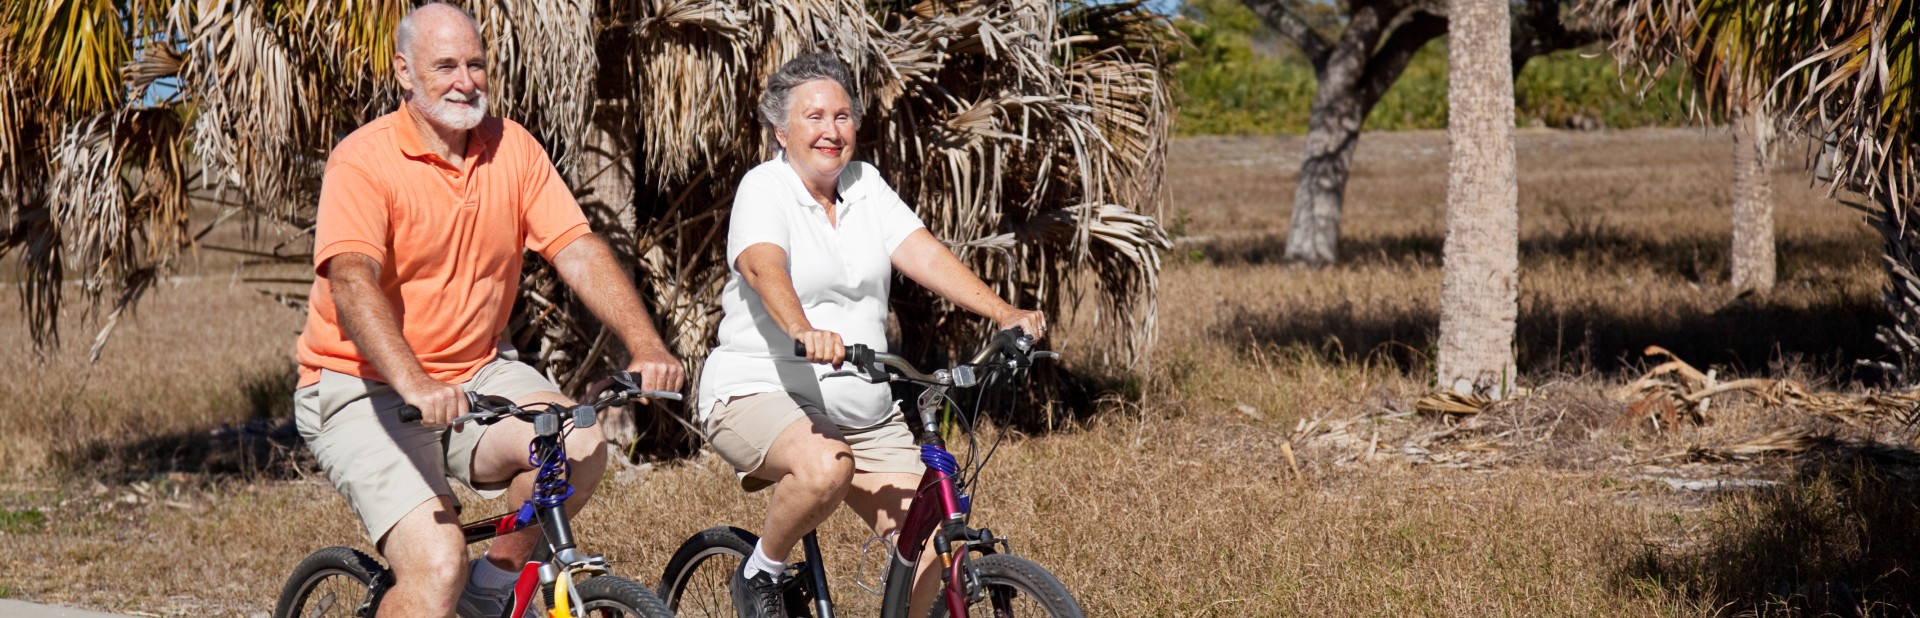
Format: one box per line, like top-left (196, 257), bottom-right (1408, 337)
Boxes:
top-left (736, 243), bottom-right (817, 337)
top-left (891, 229), bottom-right (1016, 321)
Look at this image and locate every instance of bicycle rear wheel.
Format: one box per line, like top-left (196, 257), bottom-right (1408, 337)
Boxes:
top-left (273, 546), bottom-right (389, 618)
top-left (523, 575), bottom-right (673, 618)
top-left (931, 554), bottom-right (1083, 618)
top-left (658, 526), bottom-right (757, 618)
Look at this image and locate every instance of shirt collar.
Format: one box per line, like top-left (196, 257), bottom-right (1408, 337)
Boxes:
top-left (774, 153), bottom-right (868, 210)
top-left (390, 103), bottom-right (494, 161)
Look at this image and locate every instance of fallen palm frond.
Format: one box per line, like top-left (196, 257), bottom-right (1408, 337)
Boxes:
top-left (1414, 390), bottom-right (1493, 417)
top-left (1679, 427), bottom-right (1829, 462)
top-left (1618, 346), bottom-right (1920, 430)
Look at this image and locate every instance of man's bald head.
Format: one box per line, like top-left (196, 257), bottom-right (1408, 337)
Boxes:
top-left (395, 3), bottom-right (482, 61)
top-left (392, 2), bottom-right (488, 131)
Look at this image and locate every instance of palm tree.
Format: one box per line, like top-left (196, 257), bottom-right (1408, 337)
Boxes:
top-left (1584, 0), bottom-right (1779, 292)
top-left (0, 0), bottom-right (1176, 456)
top-left (1435, 0), bottom-right (1519, 397)
top-left (1595, 0), bottom-right (1916, 380)
top-left (1730, 95), bottom-right (1774, 293)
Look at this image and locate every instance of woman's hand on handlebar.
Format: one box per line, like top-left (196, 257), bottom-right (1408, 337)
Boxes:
top-left (793, 328), bottom-right (847, 368)
top-left (995, 308), bottom-right (1049, 342)
top-left (395, 374), bottom-right (467, 428)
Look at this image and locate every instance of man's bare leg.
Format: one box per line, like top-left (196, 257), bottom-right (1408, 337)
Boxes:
top-left (467, 391), bottom-right (607, 569)
top-left (377, 496), bottom-right (469, 618)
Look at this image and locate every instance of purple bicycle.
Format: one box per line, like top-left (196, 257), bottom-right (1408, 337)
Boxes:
top-left (273, 372), bottom-right (677, 618)
top-left (658, 329), bottom-right (1084, 618)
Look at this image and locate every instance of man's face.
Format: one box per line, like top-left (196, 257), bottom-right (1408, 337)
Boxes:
top-left (394, 15), bottom-right (489, 133)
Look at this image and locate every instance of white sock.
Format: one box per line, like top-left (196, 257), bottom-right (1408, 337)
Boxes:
top-left (467, 556), bottom-right (518, 592)
top-left (743, 542), bottom-right (787, 581)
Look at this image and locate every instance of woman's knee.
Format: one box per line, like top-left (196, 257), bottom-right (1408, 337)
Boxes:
top-left (788, 444), bottom-right (853, 498)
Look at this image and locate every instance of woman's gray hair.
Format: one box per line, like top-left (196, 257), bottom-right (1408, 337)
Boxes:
top-left (758, 52), bottom-right (863, 135)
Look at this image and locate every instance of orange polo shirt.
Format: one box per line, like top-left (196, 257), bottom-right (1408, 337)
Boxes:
top-left (295, 106), bottom-right (590, 387)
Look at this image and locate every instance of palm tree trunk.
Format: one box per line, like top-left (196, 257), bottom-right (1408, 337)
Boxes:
top-left (1436, 0), bottom-right (1519, 397)
top-left (1730, 104), bottom-right (1775, 292)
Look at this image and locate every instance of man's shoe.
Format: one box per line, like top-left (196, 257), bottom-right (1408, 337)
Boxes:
top-left (729, 561), bottom-right (789, 618)
top-left (455, 582), bottom-right (513, 618)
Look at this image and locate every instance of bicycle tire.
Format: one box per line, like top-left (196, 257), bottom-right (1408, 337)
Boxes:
top-left (658, 526), bottom-right (757, 618)
top-left (273, 546), bottom-right (389, 618)
top-left (521, 575), bottom-right (674, 618)
top-left (929, 553), bottom-right (1084, 618)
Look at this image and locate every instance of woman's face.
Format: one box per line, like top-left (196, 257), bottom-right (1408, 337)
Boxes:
top-left (775, 79), bottom-right (857, 190)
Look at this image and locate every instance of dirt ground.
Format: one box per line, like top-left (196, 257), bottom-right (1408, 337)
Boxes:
top-left (3, 127), bottom-right (1915, 616)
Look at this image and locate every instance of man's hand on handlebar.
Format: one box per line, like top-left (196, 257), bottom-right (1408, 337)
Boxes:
top-left (394, 375), bottom-right (468, 428)
top-left (626, 345), bottom-right (687, 404)
top-left (792, 328), bottom-right (847, 368)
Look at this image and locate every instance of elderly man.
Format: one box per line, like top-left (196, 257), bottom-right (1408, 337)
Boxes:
top-left (290, 4), bottom-right (683, 617)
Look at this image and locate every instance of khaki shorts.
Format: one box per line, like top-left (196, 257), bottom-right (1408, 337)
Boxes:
top-left (703, 391), bottom-right (925, 492)
top-left (293, 357), bottom-right (561, 542)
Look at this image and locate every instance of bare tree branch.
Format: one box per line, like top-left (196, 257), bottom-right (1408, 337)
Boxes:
top-left (1242, 0), bottom-right (1334, 71)
top-left (1358, 10), bottom-right (1450, 106)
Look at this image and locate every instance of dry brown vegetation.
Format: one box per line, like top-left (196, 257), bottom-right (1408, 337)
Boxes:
top-left (4, 128), bottom-right (1919, 616)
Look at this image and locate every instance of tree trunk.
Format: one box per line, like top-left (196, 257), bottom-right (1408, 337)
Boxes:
top-left (1730, 105), bottom-right (1775, 292)
top-left (1280, 5), bottom-right (1393, 267)
top-left (1284, 95), bottom-right (1367, 265)
top-left (1436, 0), bottom-right (1519, 397)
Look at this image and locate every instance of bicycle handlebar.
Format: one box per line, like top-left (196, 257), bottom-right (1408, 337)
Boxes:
top-left (398, 371), bottom-right (681, 425)
top-left (792, 328), bottom-right (1058, 386)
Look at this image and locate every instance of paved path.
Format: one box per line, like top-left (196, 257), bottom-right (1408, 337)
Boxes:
top-left (0, 600), bottom-right (139, 617)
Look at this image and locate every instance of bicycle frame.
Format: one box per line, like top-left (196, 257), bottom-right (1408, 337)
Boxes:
top-left (775, 333), bottom-right (1049, 618)
top-left (450, 410), bottom-right (610, 618)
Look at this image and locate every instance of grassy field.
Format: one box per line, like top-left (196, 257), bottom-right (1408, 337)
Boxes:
top-left (3, 127), bottom-right (1915, 616)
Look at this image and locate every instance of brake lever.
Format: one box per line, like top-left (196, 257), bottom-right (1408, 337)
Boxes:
top-left (819, 369), bottom-right (890, 384)
top-left (1031, 351), bottom-right (1061, 361)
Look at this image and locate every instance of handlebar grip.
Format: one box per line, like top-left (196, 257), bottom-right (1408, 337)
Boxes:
top-left (794, 340), bottom-right (860, 360)
top-left (398, 405), bottom-right (423, 424)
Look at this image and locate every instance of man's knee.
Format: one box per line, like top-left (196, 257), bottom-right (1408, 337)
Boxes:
top-left (382, 499), bottom-right (468, 591)
top-left (565, 422), bottom-right (607, 462)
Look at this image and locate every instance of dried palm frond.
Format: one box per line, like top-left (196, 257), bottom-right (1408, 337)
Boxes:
top-left (1415, 390), bottom-right (1492, 416)
top-left (470, 0), bottom-right (595, 168)
top-left (5, 0), bottom-right (133, 115)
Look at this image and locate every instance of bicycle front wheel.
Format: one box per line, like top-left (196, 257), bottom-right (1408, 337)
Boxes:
top-left (658, 525), bottom-right (757, 618)
top-left (931, 553), bottom-right (1084, 618)
top-left (273, 546), bottom-right (389, 618)
top-left (524, 575), bottom-right (673, 618)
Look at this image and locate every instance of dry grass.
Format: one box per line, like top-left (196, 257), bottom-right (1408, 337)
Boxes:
top-left (2, 127), bottom-right (1915, 616)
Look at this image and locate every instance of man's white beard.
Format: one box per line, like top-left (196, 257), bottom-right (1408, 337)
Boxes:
top-left (415, 88), bottom-right (487, 132)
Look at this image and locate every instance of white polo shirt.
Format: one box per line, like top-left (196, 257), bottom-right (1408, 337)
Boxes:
top-left (697, 157), bottom-right (926, 428)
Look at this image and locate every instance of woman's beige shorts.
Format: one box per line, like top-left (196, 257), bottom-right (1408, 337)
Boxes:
top-left (703, 391), bottom-right (925, 492)
top-left (292, 357), bottom-right (560, 542)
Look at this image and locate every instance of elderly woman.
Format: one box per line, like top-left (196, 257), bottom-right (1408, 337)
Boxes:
top-left (697, 52), bottom-right (1047, 618)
